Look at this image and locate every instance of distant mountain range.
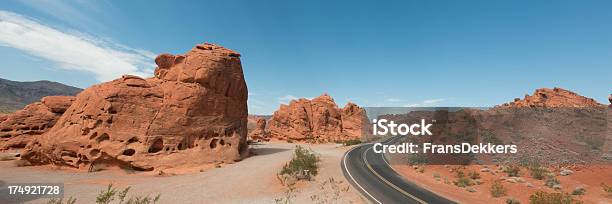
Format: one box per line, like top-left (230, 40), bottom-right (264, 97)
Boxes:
top-left (0, 78), bottom-right (82, 113)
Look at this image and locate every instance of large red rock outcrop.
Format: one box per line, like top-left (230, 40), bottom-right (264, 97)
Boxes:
top-left (267, 94), bottom-right (366, 142)
top-left (22, 43), bottom-right (248, 171)
top-left (497, 87), bottom-right (603, 108)
top-left (0, 96), bottom-right (75, 150)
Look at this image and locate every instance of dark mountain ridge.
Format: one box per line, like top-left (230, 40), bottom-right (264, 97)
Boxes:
top-left (0, 78), bottom-right (82, 113)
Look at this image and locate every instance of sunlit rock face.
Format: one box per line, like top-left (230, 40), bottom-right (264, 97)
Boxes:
top-left (22, 43), bottom-right (249, 171)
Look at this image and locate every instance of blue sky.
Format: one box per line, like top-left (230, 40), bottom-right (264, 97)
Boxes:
top-left (0, 0), bottom-right (610, 114)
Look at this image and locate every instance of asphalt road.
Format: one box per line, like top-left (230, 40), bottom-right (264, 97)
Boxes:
top-left (341, 137), bottom-right (456, 204)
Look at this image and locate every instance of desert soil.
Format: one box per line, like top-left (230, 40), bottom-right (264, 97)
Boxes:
top-left (0, 142), bottom-right (365, 204)
top-left (392, 164), bottom-right (612, 204)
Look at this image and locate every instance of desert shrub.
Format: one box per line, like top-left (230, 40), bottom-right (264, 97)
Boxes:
top-left (407, 153), bottom-right (429, 165)
top-left (309, 177), bottom-right (350, 204)
top-left (529, 191), bottom-right (582, 204)
top-left (275, 184), bottom-right (296, 204)
top-left (529, 163), bottom-right (548, 180)
top-left (432, 172), bottom-right (441, 179)
top-left (49, 184), bottom-right (160, 204)
top-left (454, 177), bottom-right (473, 187)
top-left (47, 197), bottom-right (76, 204)
top-left (504, 165), bottom-right (521, 177)
top-left (280, 146), bottom-right (319, 176)
top-left (545, 176), bottom-right (560, 188)
top-left (455, 169), bottom-right (465, 178)
top-left (416, 166), bottom-right (425, 173)
top-left (468, 171), bottom-right (481, 180)
top-left (341, 139), bottom-right (362, 146)
top-left (506, 198), bottom-right (521, 204)
top-left (490, 181), bottom-right (507, 197)
top-left (96, 183), bottom-right (160, 204)
top-left (602, 183), bottom-right (612, 194)
top-left (443, 176), bottom-right (450, 184)
top-left (286, 139), bottom-right (294, 143)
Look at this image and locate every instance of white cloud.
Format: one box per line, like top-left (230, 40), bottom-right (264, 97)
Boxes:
top-left (0, 10), bottom-right (155, 82)
top-left (16, 0), bottom-right (108, 31)
top-left (403, 98), bottom-right (448, 107)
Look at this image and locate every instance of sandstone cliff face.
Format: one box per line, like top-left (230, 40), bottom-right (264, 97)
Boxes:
top-left (497, 87), bottom-right (603, 108)
top-left (267, 94), bottom-right (366, 142)
top-left (22, 43), bottom-right (248, 171)
top-left (0, 96), bottom-right (75, 150)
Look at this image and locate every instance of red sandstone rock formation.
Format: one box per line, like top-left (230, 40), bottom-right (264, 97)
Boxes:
top-left (267, 94), bottom-right (366, 143)
top-left (497, 87), bottom-right (603, 108)
top-left (22, 43), bottom-right (248, 171)
top-left (248, 118), bottom-right (269, 141)
top-left (0, 96), bottom-right (75, 150)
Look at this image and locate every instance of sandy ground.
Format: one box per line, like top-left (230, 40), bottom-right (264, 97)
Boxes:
top-left (0, 142), bottom-right (366, 204)
top-left (392, 164), bottom-right (612, 204)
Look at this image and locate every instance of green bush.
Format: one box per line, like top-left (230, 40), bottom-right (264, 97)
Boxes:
top-left (47, 197), bottom-right (76, 204)
top-left (455, 170), bottom-right (465, 178)
top-left (504, 165), bottom-right (521, 177)
top-left (48, 184), bottom-right (160, 204)
top-left (529, 191), bottom-right (582, 204)
top-left (545, 176), bottom-right (560, 188)
top-left (490, 181), bottom-right (507, 198)
top-left (529, 164), bottom-right (548, 180)
top-left (432, 172), bottom-right (441, 179)
top-left (280, 146), bottom-right (319, 176)
top-left (96, 184), bottom-right (160, 204)
top-left (468, 171), bottom-right (481, 180)
top-left (454, 177), bottom-right (473, 187)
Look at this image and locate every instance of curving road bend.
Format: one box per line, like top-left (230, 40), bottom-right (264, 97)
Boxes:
top-left (341, 137), bottom-right (455, 204)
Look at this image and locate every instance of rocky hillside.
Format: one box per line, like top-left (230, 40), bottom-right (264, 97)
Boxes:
top-left (390, 87), bottom-right (610, 165)
top-left (496, 87), bottom-right (603, 108)
top-left (0, 78), bottom-right (82, 113)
